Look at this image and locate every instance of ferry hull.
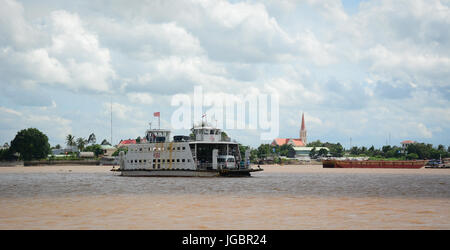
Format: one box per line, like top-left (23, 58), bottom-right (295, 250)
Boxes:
top-left (112, 168), bottom-right (263, 177)
top-left (322, 160), bottom-right (426, 169)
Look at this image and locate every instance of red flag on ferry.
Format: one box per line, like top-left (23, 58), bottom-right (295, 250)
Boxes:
top-left (153, 112), bottom-right (160, 117)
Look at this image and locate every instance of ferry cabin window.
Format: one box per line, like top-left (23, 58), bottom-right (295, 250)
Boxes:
top-left (177, 147), bottom-right (180, 150)
top-left (182, 159), bottom-right (185, 162)
top-left (177, 159), bottom-right (180, 162)
top-left (182, 147), bottom-right (186, 150)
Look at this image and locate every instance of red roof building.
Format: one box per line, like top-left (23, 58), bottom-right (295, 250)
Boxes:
top-left (401, 140), bottom-right (417, 151)
top-left (118, 138), bottom-right (148, 148)
top-left (118, 139), bottom-right (136, 148)
top-left (271, 138), bottom-right (305, 147)
top-left (271, 112), bottom-right (307, 147)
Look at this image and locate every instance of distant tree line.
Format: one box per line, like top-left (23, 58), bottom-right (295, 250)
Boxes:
top-left (0, 129), bottom-right (116, 161)
top-left (63, 133), bottom-right (112, 157)
top-left (254, 144), bottom-right (295, 159)
top-left (236, 140), bottom-right (449, 163)
top-left (307, 140), bottom-right (344, 158)
top-left (347, 143), bottom-right (449, 160)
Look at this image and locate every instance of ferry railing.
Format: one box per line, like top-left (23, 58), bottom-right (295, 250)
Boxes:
top-left (197, 163), bottom-right (244, 170)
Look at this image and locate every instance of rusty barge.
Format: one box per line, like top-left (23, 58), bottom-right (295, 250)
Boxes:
top-left (322, 159), bottom-right (427, 169)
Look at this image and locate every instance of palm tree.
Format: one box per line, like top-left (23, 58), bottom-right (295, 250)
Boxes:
top-left (88, 133), bottom-right (96, 145)
top-left (76, 137), bottom-right (87, 151)
top-left (101, 139), bottom-right (111, 146)
top-left (66, 134), bottom-right (75, 148)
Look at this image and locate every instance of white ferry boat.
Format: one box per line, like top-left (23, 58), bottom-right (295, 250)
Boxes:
top-left (112, 122), bottom-right (263, 177)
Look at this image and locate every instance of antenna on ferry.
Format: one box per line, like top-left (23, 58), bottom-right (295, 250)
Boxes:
top-left (202, 113), bottom-right (206, 126)
top-left (212, 113), bottom-right (217, 128)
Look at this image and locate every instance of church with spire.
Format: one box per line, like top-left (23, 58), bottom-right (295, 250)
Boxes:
top-left (271, 112), bottom-right (308, 147)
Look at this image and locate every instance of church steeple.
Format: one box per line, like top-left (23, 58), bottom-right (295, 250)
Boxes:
top-left (300, 112), bottom-right (307, 145)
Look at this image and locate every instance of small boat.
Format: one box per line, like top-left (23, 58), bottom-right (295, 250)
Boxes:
top-left (322, 159), bottom-right (427, 169)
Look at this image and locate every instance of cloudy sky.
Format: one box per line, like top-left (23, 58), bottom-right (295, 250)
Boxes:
top-left (0, 0), bottom-right (449, 149)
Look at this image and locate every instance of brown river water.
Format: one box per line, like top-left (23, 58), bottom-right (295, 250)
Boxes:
top-left (0, 165), bottom-right (449, 229)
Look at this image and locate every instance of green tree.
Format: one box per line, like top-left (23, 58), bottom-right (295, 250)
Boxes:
top-left (257, 144), bottom-right (272, 159)
top-left (76, 138), bottom-right (87, 151)
top-left (66, 134), bottom-right (75, 148)
top-left (318, 148), bottom-right (328, 157)
top-left (360, 146), bottom-right (367, 155)
top-left (136, 136), bottom-right (141, 144)
top-left (329, 143), bottom-right (344, 157)
top-left (350, 146), bottom-right (359, 155)
top-left (386, 149), bottom-right (399, 158)
top-left (239, 144), bottom-right (250, 161)
top-left (279, 144), bottom-right (294, 157)
top-left (10, 128), bottom-right (50, 161)
top-left (382, 145), bottom-right (392, 156)
top-left (309, 147), bottom-right (317, 159)
top-left (85, 144), bottom-right (103, 157)
top-left (407, 143), bottom-right (432, 159)
top-left (250, 149), bottom-right (258, 162)
top-left (221, 132), bottom-right (229, 141)
top-left (0, 148), bottom-right (15, 161)
top-left (101, 139), bottom-right (111, 146)
top-left (406, 153), bottom-right (419, 160)
top-left (307, 140), bottom-right (324, 147)
top-left (87, 133), bottom-right (96, 145)
top-left (112, 147), bottom-right (128, 157)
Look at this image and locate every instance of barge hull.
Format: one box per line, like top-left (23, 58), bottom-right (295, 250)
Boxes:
top-left (322, 160), bottom-right (426, 169)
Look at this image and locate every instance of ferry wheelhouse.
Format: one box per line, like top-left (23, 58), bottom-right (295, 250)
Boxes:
top-left (113, 122), bottom-right (263, 177)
